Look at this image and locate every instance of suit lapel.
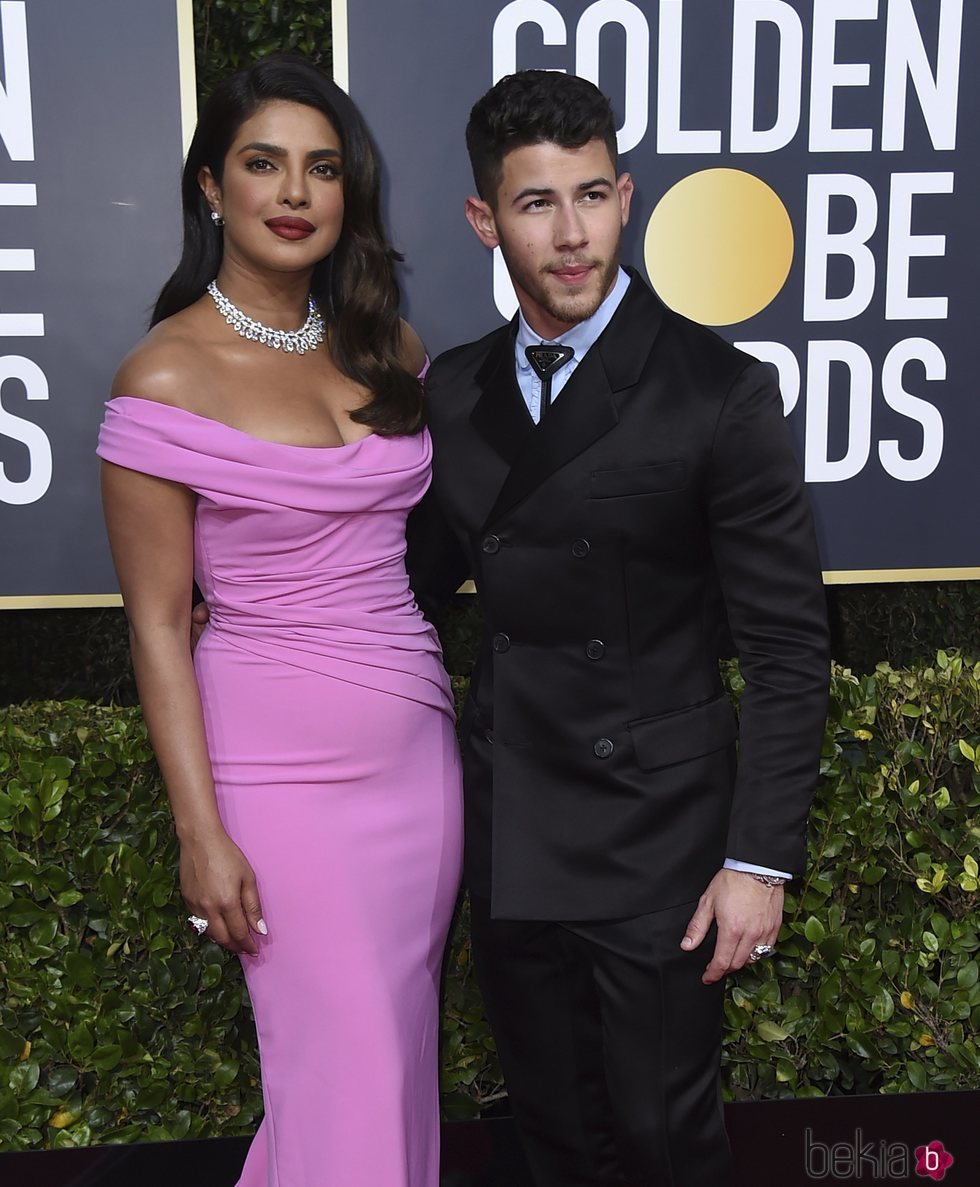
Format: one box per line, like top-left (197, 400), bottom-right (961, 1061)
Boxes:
top-left (482, 271), bottom-right (667, 527)
top-left (484, 346), bottom-right (617, 526)
top-left (469, 322), bottom-right (535, 468)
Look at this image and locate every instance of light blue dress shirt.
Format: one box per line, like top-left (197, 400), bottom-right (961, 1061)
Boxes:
top-left (512, 268), bottom-right (791, 883)
top-left (515, 267), bottom-right (631, 422)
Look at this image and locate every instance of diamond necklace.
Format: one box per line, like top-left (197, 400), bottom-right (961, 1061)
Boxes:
top-left (206, 281), bottom-right (325, 355)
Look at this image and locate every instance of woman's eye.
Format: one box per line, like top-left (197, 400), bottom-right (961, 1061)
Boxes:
top-left (245, 158), bottom-right (274, 172)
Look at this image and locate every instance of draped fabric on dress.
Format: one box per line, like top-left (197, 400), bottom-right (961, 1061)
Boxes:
top-left (99, 397), bottom-right (463, 1187)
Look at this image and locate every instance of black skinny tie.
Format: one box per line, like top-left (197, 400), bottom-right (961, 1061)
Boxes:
top-left (525, 344), bottom-right (574, 421)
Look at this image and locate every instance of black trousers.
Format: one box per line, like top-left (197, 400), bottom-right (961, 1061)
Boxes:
top-left (469, 895), bottom-right (734, 1187)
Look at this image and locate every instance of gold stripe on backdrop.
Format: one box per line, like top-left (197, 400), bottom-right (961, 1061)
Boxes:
top-left (823, 568), bottom-right (980, 585)
top-left (176, 0), bottom-right (197, 155)
top-left (458, 572), bottom-right (980, 595)
top-left (0, 595), bottom-right (124, 609)
top-left (331, 0), bottom-right (349, 91)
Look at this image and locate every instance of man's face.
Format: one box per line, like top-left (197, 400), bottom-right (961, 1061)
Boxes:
top-left (465, 138), bottom-right (633, 340)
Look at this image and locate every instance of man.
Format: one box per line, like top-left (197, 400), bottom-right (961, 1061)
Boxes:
top-left (409, 70), bottom-right (829, 1187)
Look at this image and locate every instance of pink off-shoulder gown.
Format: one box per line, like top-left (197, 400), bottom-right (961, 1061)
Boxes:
top-left (98, 397), bottom-right (463, 1187)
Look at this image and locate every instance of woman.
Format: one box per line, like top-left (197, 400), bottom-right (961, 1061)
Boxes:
top-left (98, 55), bottom-right (462, 1186)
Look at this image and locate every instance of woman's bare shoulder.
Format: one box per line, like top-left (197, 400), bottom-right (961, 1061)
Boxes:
top-left (111, 305), bottom-right (212, 406)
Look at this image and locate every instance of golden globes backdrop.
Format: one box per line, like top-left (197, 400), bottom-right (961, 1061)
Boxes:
top-left (335, 0), bottom-right (978, 581)
top-left (0, 0), bottom-right (193, 606)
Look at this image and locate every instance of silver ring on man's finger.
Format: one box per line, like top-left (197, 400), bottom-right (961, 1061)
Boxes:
top-left (748, 943), bottom-right (776, 962)
top-left (187, 914), bottom-right (209, 936)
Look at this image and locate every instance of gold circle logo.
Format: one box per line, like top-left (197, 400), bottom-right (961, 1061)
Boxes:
top-left (643, 169), bottom-right (794, 326)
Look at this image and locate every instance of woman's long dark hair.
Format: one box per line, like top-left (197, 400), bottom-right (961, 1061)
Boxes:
top-left (152, 54), bottom-right (421, 436)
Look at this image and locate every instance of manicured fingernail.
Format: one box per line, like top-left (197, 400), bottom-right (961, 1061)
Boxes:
top-left (681, 937), bottom-right (693, 949)
top-left (256, 919), bottom-right (268, 936)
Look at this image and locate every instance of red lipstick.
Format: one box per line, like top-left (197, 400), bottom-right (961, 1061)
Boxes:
top-left (265, 216), bottom-right (316, 240)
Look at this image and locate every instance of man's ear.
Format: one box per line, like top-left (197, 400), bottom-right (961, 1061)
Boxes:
top-left (617, 172), bottom-right (634, 227)
top-left (465, 196), bottom-right (500, 250)
top-left (198, 165), bottom-right (222, 217)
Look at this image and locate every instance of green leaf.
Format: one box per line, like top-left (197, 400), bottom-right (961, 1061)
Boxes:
top-left (46, 1066), bottom-right (78, 1095)
top-left (64, 952), bottom-right (96, 988)
top-left (804, 916), bottom-right (826, 944)
top-left (819, 935), bottom-right (845, 963)
top-left (959, 739), bottom-right (977, 761)
top-left (7, 1061), bottom-right (40, 1095)
top-left (956, 962), bottom-right (978, 989)
top-left (871, 989), bottom-right (895, 1023)
top-left (67, 1024), bottom-right (94, 1062)
top-left (0, 1029), bottom-right (25, 1060)
top-left (43, 756), bottom-right (73, 779)
top-left (756, 1021), bottom-right (790, 1042)
top-left (775, 1057), bottom-right (797, 1083)
top-left (18, 758), bottom-right (43, 783)
top-left (213, 1057), bottom-right (240, 1088)
top-left (90, 1044), bottom-right (122, 1072)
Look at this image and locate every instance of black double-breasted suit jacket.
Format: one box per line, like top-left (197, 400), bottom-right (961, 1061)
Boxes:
top-left (410, 271), bottom-right (830, 921)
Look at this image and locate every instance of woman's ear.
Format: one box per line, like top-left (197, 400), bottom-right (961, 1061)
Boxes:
top-left (198, 165), bottom-right (222, 219)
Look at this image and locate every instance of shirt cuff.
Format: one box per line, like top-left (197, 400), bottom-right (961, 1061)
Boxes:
top-left (724, 858), bottom-right (793, 881)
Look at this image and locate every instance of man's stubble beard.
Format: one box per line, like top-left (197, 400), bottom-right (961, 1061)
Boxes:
top-left (500, 233), bottom-right (623, 331)
top-left (545, 251), bottom-right (621, 327)
top-left (533, 244), bottom-right (616, 329)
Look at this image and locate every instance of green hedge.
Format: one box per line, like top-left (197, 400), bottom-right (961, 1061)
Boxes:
top-left (1, 658), bottom-right (978, 1149)
top-left (724, 653), bottom-right (980, 1098)
top-left (193, 0), bottom-right (332, 99)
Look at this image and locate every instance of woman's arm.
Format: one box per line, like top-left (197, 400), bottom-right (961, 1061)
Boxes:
top-left (101, 457), bottom-right (266, 955)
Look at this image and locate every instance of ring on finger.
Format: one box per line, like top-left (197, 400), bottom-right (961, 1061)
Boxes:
top-left (187, 914), bottom-right (209, 936)
top-left (748, 943), bottom-right (776, 962)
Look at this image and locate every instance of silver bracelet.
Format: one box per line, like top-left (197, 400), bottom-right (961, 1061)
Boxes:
top-left (748, 872), bottom-right (788, 888)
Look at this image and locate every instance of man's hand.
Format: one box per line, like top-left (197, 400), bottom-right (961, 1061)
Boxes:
top-left (190, 601), bottom-right (210, 652)
top-left (680, 868), bottom-right (783, 984)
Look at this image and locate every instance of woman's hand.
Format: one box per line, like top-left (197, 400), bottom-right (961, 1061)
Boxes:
top-left (180, 831), bottom-right (267, 956)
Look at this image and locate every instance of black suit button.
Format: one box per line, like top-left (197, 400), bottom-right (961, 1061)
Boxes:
top-left (492, 633), bottom-right (511, 653)
top-left (484, 728), bottom-right (494, 745)
top-left (482, 535), bottom-right (501, 554)
top-left (594, 737), bottom-right (614, 759)
top-left (571, 538), bottom-right (591, 558)
top-left (585, 639), bottom-right (605, 660)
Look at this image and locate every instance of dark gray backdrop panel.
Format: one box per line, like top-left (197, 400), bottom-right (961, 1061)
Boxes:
top-left (0, 0), bottom-right (185, 600)
top-left (344, 0), bottom-right (979, 576)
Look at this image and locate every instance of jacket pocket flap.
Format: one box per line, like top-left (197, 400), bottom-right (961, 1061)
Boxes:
top-left (589, 461), bottom-right (687, 499)
top-left (628, 694), bottom-right (737, 771)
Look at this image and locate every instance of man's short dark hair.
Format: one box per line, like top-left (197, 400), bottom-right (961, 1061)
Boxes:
top-left (466, 70), bottom-right (618, 207)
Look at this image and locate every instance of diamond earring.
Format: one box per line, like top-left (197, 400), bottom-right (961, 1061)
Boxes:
top-left (210, 210), bottom-right (225, 227)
